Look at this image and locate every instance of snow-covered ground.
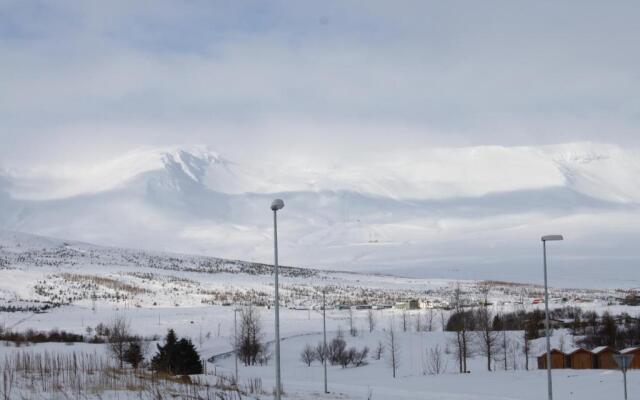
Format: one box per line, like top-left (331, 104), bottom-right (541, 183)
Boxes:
top-left (1, 230), bottom-right (638, 399)
top-left (2, 309), bottom-right (639, 400)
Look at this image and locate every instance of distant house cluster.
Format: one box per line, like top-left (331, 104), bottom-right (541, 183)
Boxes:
top-left (538, 347), bottom-right (640, 370)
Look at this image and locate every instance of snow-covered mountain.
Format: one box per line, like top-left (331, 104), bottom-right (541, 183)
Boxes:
top-left (1, 142), bottom-right (639, 286)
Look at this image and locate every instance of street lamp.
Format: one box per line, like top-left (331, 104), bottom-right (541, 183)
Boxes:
top-left (322, 289), bottom-right (328, 394)
top-left (234, 308), bottom-right (241, 384)
top-left (271, 199), bottom-right (285, 400)
top-left (541, 234), bottom-right (563, 400)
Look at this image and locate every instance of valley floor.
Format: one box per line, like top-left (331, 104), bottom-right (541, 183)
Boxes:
top-left (1, 304), bottom-right (637, 400)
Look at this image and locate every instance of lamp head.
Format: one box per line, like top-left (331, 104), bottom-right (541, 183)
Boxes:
top-left (271, 199), bottom-right (285, 211)
top-left (541, 235), bottom-right (563, 242)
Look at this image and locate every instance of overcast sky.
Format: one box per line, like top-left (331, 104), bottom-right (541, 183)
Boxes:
top-left (1, 0), bottom-right (639, 167)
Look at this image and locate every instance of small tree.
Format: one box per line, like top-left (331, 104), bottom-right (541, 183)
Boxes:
top-left (107, 316), bottom-right (131, 369)
top-left (125, 340), bottom-right (144, 369)
top-left (426, 308), bottom-right (434, 332)
top-left (423, 345), bottom-right (447, 375)
top-left (367, 310), bottom-right (376, 333)
top-left (152, 329), bottom-right (179, 373)
top-left (522, 329), bottom-right (530, 370)
top-left (315, 341), bottom-right (327, 364)
top-left (300, 344), bottom-right (316, 366)
top-left (386, 321), bottom-right (400, 378)
top-left (152, 330), bottom-right (202, 375)
top-left (352, 346), bottom-right (369, 367)
top-left (174, 338), bottom-right (203, 375)
top-left (476, 306), bottom-right (498, 371)
top-left (348, 309), bottom-right (357, 337)
top-left (237, 305), bottom-right (267, 366)
top-left (328, 335), bottom-right (347, 366)
top-left (401, 310), bottom-right (408, 332)
top-left (373, 341), bottom-right (384, 360)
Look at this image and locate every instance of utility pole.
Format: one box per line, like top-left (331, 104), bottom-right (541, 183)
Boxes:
top-left (271, 199), bottom-right (285, 400)
top-left (323, 289), bottom-right (328, 394)
top-left (234, 308), bottom-right (240, 384)
top-left (541, 235), bottom-right (563, 400)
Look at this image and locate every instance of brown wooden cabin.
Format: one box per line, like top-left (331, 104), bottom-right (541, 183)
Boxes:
top-left (566, 348), bottom-right (593, 369)
top-left (621, 347), bottom-right (640, 369)
top-left (538, 349), bottom-right (566, 369)
top-left (592, 346), bottom-right (618, 369)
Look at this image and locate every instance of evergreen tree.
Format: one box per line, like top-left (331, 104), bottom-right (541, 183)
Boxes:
top-left (151, 329), bottom-right (202, 375)
top-left (125, 341), bottom-right (144, 369)
top-left (175, 338), bottom-right (203, 375)
top-left (152, 329), bottom-right (178, 373)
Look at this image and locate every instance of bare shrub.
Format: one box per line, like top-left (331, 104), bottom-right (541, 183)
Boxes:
top-left (423, 345), bottom-right (448, 375)
top-left (351, 346), bottom-right (370, 367)
top-left (300, 344), bottom-right (316, 366)
top-left (315, 341), bottom-right (327, 363)
top-left (373, 341), bottom-right (384, 360)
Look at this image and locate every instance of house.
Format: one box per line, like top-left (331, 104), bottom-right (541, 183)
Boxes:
top-left (566, 348), bottom-right (593, 369)
top-left (394, 299), bottom-right (420, 310)
top-left (592, 346), bottom-right (618, 369)
top-left (550, 318), bottom-right (573, 329)
top-left (620, 347), bottom-right (640, 369)
top-left (537, 349), bottom-right (566, 369)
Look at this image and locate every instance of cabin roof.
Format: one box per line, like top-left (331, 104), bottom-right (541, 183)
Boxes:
top-left (537, 348), bottom-right (564, 357)
top-left (592, 346), bottom-right (615, 354)
top-left (621, 347), bottom-right (640, 354)
top-left (565, 347), bottom-right (592, 356)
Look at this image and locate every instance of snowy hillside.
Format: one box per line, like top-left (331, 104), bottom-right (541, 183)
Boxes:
top-left (1, 142), bottom-right (640, 286)
top-left (0, 230), bottom-right (625, 312)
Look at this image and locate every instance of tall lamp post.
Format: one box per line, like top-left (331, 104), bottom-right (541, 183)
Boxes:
top-left (541, 234), bottom-right (563, 400)
top-left (323, 289), bottom-right (328, 394)
top-left (271, 199), bottom-right (285, 400)
top-left (234, 308), bottom-right (241, 384)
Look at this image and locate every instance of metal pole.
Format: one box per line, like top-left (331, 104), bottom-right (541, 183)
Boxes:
top-left (234, 309), bottom-right (238, 384)
top-left (543, 240), bottom-right (553, 400)
top-left (323, 290), bottom-right (328, 394)
top-left (624, 370), bottom-right (628, 400)
top-left (274, 210), bottom-right (282, 400)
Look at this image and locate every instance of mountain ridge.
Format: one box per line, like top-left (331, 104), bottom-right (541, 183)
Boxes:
top-left (0, 142), bottom-right (639, 283)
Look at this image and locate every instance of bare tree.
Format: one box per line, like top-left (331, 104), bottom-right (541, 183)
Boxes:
top-left (348, 308), bottom-right (357, 337)
top-left (107, 316), bottom-right (131, 369)
top-left (351, 346), bottom-right (369, 367)
top-left (426, 308), bottom-right (434, 332)
top-left (423, 345), bottom-right (448, 375)
top-left (447, 284), bottom-right (473, 373)
top-left (237, 305), bottom-right (268, 366)
top-left (315, 341), bottom-right (327, 364)
top-left (415, 312), bottom-right (422, 332)
top-left (373, 341), bottom-right (384, 360)
top-left (386, 320), bottom-right (400, 378)
top-left (475, 284), bottom-right (498, 371)
top-left (502, 330), bottom-right (508, 370)
top-left (401, 310), bottom-right (408, 332)
top-left (300, 344), bottom-right (316, 366)
top-left (522, 329), bottom-right (530, 370)
top-left (367, 310), bottom-right (376, 333)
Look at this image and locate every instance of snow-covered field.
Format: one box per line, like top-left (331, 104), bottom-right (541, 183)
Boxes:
top-left (1, 230), bottom-right (638, 399)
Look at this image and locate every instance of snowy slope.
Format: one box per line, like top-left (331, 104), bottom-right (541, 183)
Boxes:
top-left (0, 142), bottom-right (639, 285)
